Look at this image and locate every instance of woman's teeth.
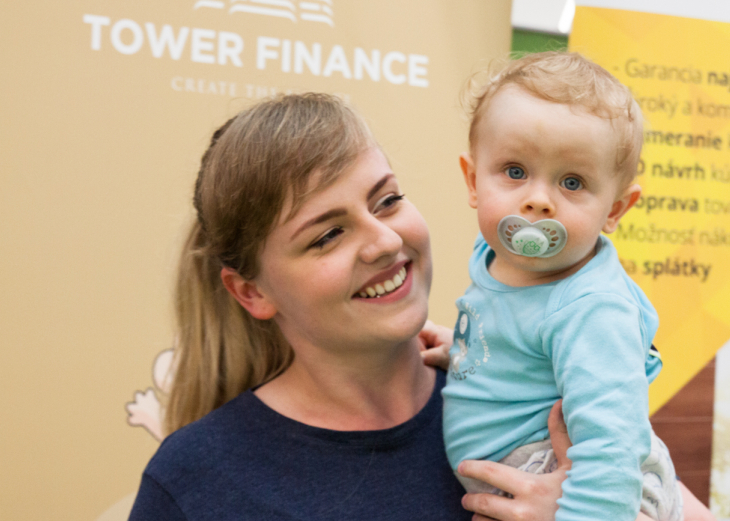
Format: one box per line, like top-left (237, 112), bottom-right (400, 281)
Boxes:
top-left (358, 267), bottom-right (407, 298)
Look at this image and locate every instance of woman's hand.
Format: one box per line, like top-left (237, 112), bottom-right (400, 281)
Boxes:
top-left (458, 400), bottom-right (570, 520)
top-left (418, 320), bottom-right (453, 370)
top-left (458, 400), bottom-right (715, 521)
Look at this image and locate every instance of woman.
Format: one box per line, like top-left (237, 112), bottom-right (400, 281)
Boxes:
top-left (130, 93), bottom-right (714, 520)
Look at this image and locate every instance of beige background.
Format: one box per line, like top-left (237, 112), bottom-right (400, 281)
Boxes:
top-left (0, 2), bottom-right (512, 519)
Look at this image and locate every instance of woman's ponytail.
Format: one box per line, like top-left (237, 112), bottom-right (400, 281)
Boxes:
top-left (165, 221), bottom-right (292, 434)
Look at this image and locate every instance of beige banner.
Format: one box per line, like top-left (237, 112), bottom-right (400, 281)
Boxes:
top-left (0, 2), bottom-right (512, 519)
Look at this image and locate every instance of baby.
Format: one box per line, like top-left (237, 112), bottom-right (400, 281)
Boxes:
top-left (442, 52), bottom-right (683, 521)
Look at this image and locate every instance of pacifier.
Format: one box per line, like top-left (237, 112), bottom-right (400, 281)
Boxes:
top-left (497, 215), bottom-right (567, 258)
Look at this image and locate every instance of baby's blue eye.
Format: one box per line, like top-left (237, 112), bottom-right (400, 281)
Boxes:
top-left (507, 166), bottom-right (525, 179)
top-left (561, 177), bottom-right (583, 191)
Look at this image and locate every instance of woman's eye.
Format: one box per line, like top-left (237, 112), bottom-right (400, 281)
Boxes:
top-left (561, 177), bottom-right (583, 191)
top-left (506, 166), bottom-right (525, 179)
top-left (376, 194), bottom-right (405, 212)
top-left (310, 227), bottom-right (343, 249)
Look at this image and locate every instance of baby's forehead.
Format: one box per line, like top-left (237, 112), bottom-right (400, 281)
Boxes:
top-left (477, 88), bottom-right (617, 143)
top-left (484, 85), bottom-right (602, 122)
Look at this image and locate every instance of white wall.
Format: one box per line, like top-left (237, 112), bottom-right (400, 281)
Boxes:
top-left (513, 0), bottom-right (730, 34)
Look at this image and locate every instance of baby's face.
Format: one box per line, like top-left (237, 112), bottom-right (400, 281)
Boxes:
top-left (463, 85), bottom-right (630, 284)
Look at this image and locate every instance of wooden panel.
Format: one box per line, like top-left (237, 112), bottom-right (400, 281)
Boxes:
top-left (650, 357), bottom-right (715, 506)
top-left (651, 420), bottom-right (713, 472)
top-left (652, 359), bottom-right (715, 419)
top-left (676, 471), bottom-right (711, 506)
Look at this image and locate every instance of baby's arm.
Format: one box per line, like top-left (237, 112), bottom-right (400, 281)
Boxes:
top-left (459, 402), bottom-right (654, 521)
top-left (544, 294), bottom-right (652, 521)
top-left (459, 401), bottom-right (693, 521)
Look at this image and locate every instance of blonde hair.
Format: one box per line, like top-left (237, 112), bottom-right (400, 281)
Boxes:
top-left (165, 93), bottom-right (373, 434)
top-left (466, 51), bottom-right (643, 182)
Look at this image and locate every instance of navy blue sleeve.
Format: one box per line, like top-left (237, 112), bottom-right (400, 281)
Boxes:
top-left (129, 473), bottom-right (187, 521)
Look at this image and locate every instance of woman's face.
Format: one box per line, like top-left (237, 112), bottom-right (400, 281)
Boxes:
top-left (253, 147), bottom-right (432, 355)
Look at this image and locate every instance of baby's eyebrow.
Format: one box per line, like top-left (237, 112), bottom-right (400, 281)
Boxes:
top-left (290, 208), bottom-right (348, 240)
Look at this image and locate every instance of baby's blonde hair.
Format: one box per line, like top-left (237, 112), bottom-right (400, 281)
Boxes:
top-left (466, 51), bottom-right (643, 183)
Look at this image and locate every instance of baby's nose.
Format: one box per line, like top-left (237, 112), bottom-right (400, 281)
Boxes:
top-left (522, 188), bottom-right (555, 216)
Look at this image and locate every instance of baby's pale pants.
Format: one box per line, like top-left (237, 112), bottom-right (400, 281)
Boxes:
top-left (456, 431), bottom-right (684, 521)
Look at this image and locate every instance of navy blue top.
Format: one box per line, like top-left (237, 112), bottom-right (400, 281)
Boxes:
top-left (129, 370), bottom-right (470, 520)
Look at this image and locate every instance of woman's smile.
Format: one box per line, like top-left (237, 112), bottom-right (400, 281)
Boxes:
top-left (354, 261), bottom-right (411, 301)
top-left (252, 147), bottom-right (432, 352)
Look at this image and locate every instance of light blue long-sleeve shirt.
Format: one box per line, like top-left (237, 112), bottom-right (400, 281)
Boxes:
top-left (442, 234), bottom-right (662, 521)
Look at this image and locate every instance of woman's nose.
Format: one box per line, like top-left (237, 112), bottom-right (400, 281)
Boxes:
top-left (521, 185), bottom-right (555, 218)
top-left (359, 217), bottom-right (403, 265)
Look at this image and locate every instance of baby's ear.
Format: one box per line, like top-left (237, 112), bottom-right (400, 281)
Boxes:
top-left (603, 183), bottom-right (641, 233)
top-left (459, 153), bottom-right (478, 209)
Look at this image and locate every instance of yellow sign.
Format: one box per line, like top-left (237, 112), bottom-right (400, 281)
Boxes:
top-left (570, 7), bottom-right (730, 412)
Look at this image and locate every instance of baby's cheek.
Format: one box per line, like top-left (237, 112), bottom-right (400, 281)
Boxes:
top-left (476, 208), bottom-right (496, 236)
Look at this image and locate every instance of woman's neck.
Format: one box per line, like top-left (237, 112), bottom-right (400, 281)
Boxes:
top-left (254, 337), bottom-right (435, 431)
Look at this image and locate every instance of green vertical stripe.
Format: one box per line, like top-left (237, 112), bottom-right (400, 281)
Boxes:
top-left (511, 29), bottom-right (568, 54)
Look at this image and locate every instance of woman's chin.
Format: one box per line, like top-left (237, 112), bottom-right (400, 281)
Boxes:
top-left (378, 305), bottom-right (429, 348)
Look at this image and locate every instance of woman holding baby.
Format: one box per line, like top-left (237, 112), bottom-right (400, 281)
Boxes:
top-left (129, 88), bottom-right (713, 520)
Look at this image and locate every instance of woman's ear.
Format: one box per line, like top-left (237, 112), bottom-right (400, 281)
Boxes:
top-left (460, 153), bottom-right (479, 209)
top-left (220, 267), bottom-right (277, 320)
top-left (603, 183), bottom-right (641, 234)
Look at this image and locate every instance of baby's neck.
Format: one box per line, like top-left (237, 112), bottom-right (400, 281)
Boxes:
top-left (488, 249), bottom-right (596, 287)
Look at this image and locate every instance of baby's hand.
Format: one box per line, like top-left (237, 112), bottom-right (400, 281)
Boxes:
top-left (418, 320), bottom-right (453, 371)
top-left (126, 388), bottom-right (164, 442)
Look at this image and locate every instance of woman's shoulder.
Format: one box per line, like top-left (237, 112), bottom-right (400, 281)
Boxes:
top-left (145, 391), bottom-right (261, 478)
top-left (152, 369), bottom-right (447, 473)
top-left (131, 371), bottom-right (471, 520)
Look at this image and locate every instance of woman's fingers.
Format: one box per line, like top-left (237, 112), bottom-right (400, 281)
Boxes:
top-left (458, 459), bottom-right (566, 521)
top-left (458, 460), bottom-right (528, 497)
top-left (459, 401), bottom-right (574, 521)
top-left (547, 399), bottom-right (572, 470)
top-left (418, 320), bottom-right (453, 370)
top-left (418, 320), bottom-right (454, 348)
top-left (461, 492), bottom-right (516, 521)
top-left (420, 346), bottom-right (450, 370)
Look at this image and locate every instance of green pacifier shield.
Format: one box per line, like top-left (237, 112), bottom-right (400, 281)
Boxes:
top-left (511, 227), bottom-right (549, 257)
top-left (497, 215), bottom-right (568, 258)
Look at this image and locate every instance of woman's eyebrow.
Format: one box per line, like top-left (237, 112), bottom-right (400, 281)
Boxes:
top-left (290, 208), bottom-right (347, 240)
top-left (367, 173), bottom-right (394, 200)
top-left (289, 173), bottom-right (394, 241)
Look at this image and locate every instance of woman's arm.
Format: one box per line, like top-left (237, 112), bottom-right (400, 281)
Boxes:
top-left (420, 322), bottom-right (717, 521)
top-left (458, 401), bottom-right (716, 521)
top-left (680, 482), bottom-right (717, 521)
